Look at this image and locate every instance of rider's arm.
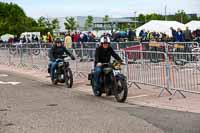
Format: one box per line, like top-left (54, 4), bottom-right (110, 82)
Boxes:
top-left (49, 47), bottom-right (56, 61)
top-left (63, 47), bottom-right (75, 60)
top-left (95, 48), bottom-right (100, 64)
top-left (111, 48), bottom-right (122, 62)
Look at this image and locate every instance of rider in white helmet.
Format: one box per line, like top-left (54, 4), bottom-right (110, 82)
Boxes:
top-left (94, 36), bottom-right (123, 95)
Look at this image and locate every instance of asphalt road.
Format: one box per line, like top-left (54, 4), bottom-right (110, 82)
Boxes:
top-left (0, 70), bottom-right (200, 133)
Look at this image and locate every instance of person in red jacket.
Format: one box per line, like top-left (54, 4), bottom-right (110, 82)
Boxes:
top-left (73, 32), bottom-right (79, 42)
top-left (47, 32), bottom-right (54, 43)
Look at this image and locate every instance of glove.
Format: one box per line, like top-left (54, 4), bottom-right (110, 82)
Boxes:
top-left (118, 60), bottom-right (125, 65)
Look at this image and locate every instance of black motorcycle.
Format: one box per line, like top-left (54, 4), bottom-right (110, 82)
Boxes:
top-left (48, 55), bottom-right (73, 88)
top-left (88, 60), bottom-right (128, 103)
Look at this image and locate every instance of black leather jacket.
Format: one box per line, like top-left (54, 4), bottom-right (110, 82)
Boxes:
top-left (95, 45), bottom-right (122, 66)
top-left (49, 45), bottom-right (74, 61)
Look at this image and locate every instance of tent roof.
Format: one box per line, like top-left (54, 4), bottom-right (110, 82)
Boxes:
top-left (136, 20), bottom-right (185, 37)
top-left (185, 21), bottom-right (200, 31)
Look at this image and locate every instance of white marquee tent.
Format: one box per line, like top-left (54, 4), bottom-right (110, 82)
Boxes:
top-left (185, 21), bottom-right (200, 31)
top-left (136, 20), bottom-right (185, 37)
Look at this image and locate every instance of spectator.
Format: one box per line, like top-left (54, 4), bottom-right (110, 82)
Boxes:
top-left (170, 27), bottom-right (177, 42)
top-left (8, 37), bottom-right (14, 44)
top-left (35, 35), bottom-right (39, 43)
top-left (175, 28), bottom-right (185, 42)
top-left (47, 32), bottom-right (53, 43)
top-left (184, 27), bottom-right (193, 42)
top-left (22, 36), bottom-right (26, 43)
top-left (128, 28), bottom-right (135, 41)
top-left (13, 35), bottom-right (18, 43)
top-left (73, 32), bottom-right (79, 42)
top-left (42, 35), bottom-right (47, 43)
top-left (88, 32), bottom-right (95, 42)
top-left (64, 33), bottom-right (72, 49)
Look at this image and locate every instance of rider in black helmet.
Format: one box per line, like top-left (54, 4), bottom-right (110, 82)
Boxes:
top-left (49, 38), bottom-right (75, 83)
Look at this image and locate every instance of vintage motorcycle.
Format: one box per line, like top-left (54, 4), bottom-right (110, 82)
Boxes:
top-left (88, 60), bottom-right (128, 103)
top-left (48, 55), bottom-right (73, 88)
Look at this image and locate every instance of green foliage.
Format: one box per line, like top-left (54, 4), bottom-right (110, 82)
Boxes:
top-left (103, 15), bottom-right (109, 22)
top-left (51, 18), bottom-right (60, 32)
top-left (0, 2), bottom-right (28, 35)
top-left (64, 17), bottom-right (77, 31)
top-left (37, 16), bottom-right (48, 27)
top-left (174, 10), bottom-right (190, 24)
top-left (84, 15), bottom-right (94, 30)
top-left (0, 2), bottom-right (53, 36)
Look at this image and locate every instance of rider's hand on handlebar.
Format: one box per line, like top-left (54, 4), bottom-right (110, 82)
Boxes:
top-left (118, 60), bottom-right (125, 65)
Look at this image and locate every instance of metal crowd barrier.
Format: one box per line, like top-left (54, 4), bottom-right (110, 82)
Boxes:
top-left (0, 41), bottom-right (200, 98)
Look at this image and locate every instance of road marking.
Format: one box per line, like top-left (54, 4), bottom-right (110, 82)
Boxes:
top-left (0, 74), bottom-right (8, 77)
top-left (76, 88), bottom-right (92, 93)
top-left (128, 94), bottom-right (148, 99)
top-left (0, 81), bottom-right (21, 85)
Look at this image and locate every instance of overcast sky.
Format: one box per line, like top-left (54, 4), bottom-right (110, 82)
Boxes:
top-left (2, 0), bottom-right (200, 18)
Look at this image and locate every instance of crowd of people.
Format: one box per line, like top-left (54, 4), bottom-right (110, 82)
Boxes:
top-left (1, 27), bottom-right (200, 46)
top-left (138, 27), bottom-right (200, 42)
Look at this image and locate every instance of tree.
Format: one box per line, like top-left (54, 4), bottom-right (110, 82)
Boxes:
top-left (174, 10), bottom-right (190, 24)
top-left (84, 15), bottom-right (94, 30)
top-left (138, 14), bottom-right (145, 23)
top-left (51, 18), bottom-right (60, 32)
top-left (103, 15), bottom-right (110, 22)
top-left (0, 2), bottom-right (43, 36)
top-left (0, 2), bottom-right (27, 35)
top-left (103, 15), bottom-right (110, 30)
top-left (64, 17), bottom-right (77, 31)
top-left (37, 16), bottom-right (48, 27)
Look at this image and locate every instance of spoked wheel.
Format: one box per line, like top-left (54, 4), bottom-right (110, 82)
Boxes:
top-left (114, 78), bottom-right (128, 103)
top-left (32, 49), bottom-right (40, 55)
top-left (65, 69), bottom-right (73, 88)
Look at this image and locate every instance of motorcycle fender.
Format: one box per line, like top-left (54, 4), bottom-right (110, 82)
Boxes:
top-left (115, 74), bottom-right (126, 81)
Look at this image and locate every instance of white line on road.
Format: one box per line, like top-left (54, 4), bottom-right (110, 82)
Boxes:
top-left (0, 74), bottom-right (8, 77)
top-left (128, 95), bottom-right (148, 99)
top-left (0, 81), bottom-right (21, 85)
top-left (76, 88), bottom-right (92, 93)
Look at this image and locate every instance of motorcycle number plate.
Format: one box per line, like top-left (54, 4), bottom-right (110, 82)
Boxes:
top-left (113, 70), bottom-right (120, 76)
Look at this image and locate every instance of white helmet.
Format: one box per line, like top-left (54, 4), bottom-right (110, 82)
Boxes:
top-left (100, 36), bottom-right (111, 44)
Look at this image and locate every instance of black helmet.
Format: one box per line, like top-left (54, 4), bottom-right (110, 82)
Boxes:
top-left (54, 38), bottom-right (62, 44)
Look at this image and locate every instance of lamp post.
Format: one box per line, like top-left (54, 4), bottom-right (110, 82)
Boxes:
top-left (134, 11), bottom-right (137, 29)
top-left (165, 5), bottom-right (167, 21)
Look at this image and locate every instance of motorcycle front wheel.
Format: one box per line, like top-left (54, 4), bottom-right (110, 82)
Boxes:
top-left (114, 78), bottom-right (128, 103)
top-left (65, 68), bottom-right (73, 88)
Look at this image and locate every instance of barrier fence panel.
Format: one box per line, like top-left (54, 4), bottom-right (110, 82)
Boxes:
top-left (0, 48), bottom-right (10, 65)
top-left (73, 48), bottom-right (95, 77)
top-left (124, 50), bottom-right (172, 96)
top-left (167, 52), bottom-right (200, 95)
top-left (118, 41), bottom-right (141, 50)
